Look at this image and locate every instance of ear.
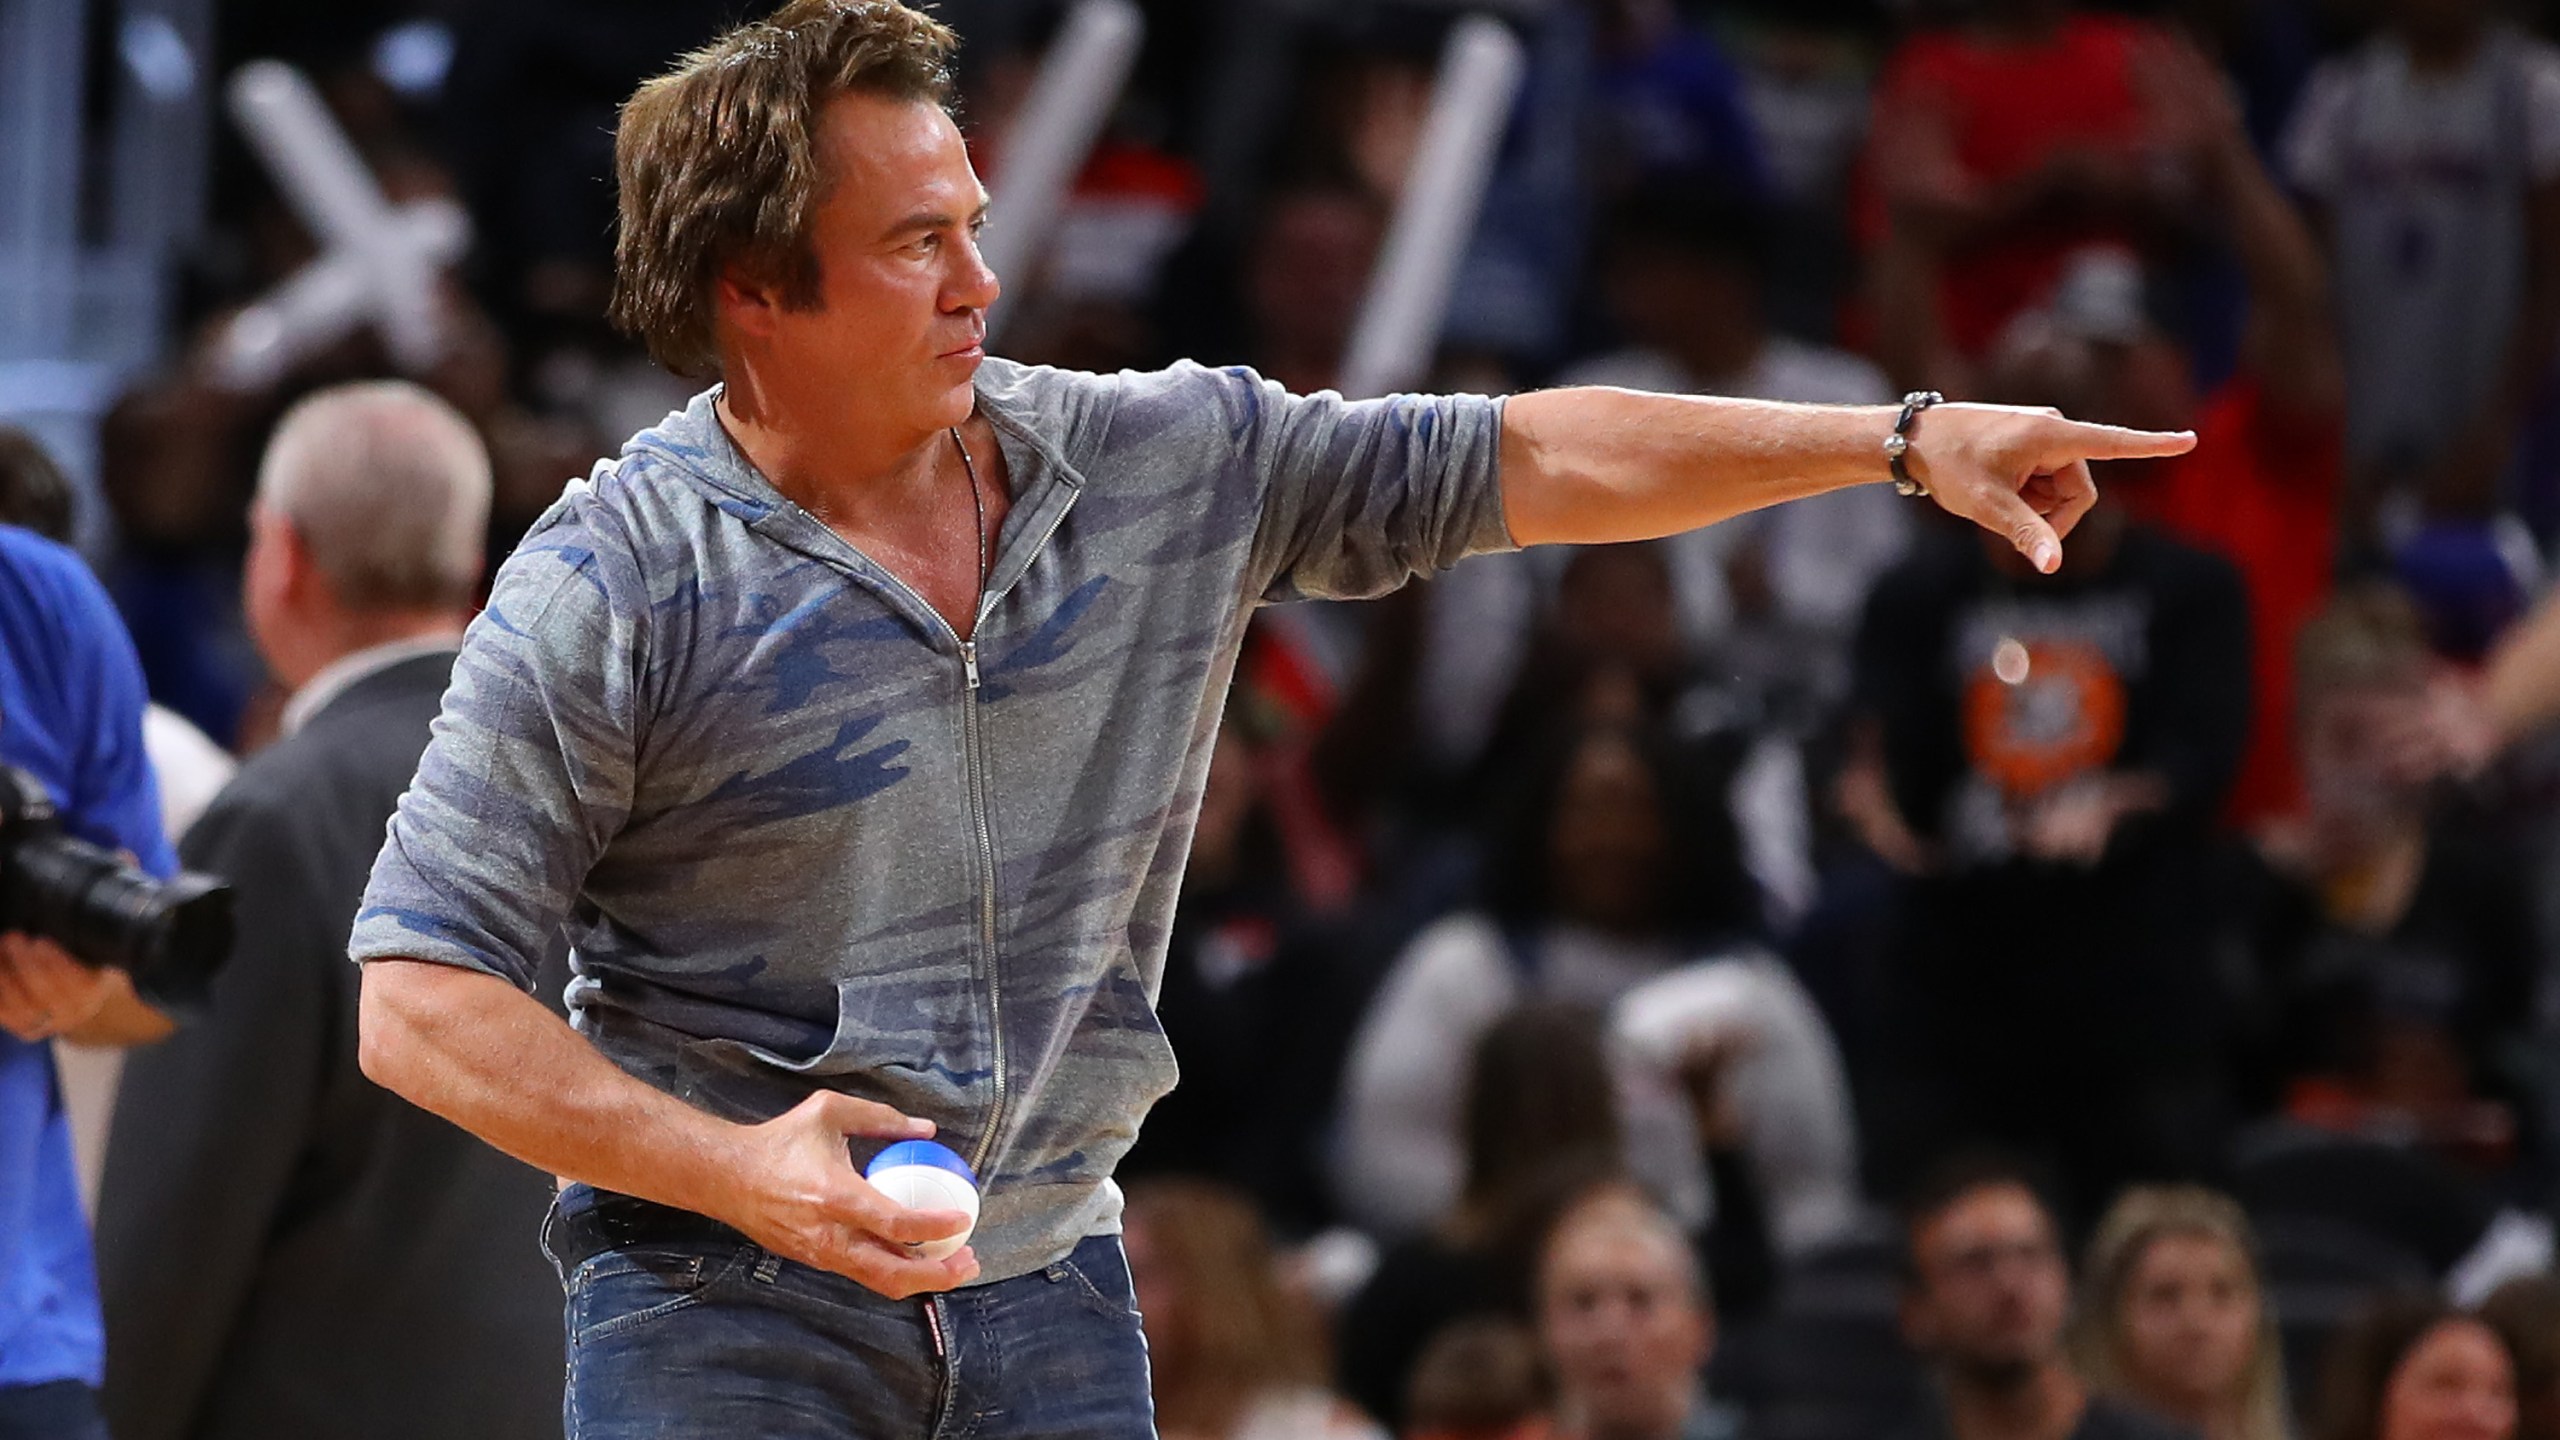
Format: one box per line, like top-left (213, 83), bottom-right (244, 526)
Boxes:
top-left (713, 260), bottom-right (784, 342)
top-left (268, 510), bottom-right (326, 607)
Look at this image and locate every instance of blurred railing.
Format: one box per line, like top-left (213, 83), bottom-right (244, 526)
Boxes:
top-left (0, 0), bottom-right (211, 546)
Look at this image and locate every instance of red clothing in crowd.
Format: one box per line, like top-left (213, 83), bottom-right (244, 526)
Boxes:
top-left (1859, 14), bottom-right (2158, 358)
top-left (2118, 377), bottom-right (2343, 825)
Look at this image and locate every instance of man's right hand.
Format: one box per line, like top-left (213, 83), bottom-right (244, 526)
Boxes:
top-left (359, 960), bottom-right (983, 1299)
top-left (717, 1091), bottom-right (982, 1299)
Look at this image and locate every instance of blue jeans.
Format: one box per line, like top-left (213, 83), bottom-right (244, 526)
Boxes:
top-left (542, 1188), bottom-right (1155, 1440)
top-left (0, 1383), bottom-right (108, 1440)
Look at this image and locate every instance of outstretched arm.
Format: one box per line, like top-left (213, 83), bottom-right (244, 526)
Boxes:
top-left (1498, 388), bottom-right (2196, 574)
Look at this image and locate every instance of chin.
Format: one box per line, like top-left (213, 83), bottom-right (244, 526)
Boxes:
top-left (929, 369), bottom-right (980, 424)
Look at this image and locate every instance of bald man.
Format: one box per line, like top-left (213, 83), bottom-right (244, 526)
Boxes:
top-left (92, 383), bottom-right (566, 1440)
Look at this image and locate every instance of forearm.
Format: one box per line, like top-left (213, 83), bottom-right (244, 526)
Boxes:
top-left (2209, 136), bottom-right (2340, 414)
top-left (1501, 389), bottom-right (1897, 546)
top-left (2213, 142), bottom-right (2326, 326)
top-left (1500, 390), bottom-right (2185, 577)
top-left (357, 958), bottom-right (747, 1218)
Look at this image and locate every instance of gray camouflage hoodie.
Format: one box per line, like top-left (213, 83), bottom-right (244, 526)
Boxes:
top-left (350, 357), bottom-right (1511, 1281)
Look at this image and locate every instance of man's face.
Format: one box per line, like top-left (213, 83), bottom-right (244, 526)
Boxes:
top-left (1538, 1206), bottom-right (1712, 1437)
top-left (727, 92), bottom-right (997, 436)
top-left (1903, 1184), bottom-right (2074, 1385)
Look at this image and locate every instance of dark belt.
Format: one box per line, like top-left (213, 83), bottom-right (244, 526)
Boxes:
top-left (542, 1186), bottom-right (752, 1274)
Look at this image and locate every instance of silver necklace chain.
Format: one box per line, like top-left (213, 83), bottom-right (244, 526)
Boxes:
top-left (952, 425), bottom-right (988, 591)
top-left (795, 429), bottom-right (987, 603)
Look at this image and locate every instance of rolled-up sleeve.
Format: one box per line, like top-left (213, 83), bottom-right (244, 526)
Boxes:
top-left (1241, 375), bottom-right (1514, 603)
top-left (348, 501), bottom-right (642, 991)
top-left (1002, 358), bottom-right (1513, 602)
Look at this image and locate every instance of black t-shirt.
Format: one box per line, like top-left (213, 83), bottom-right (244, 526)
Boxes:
top-left (2223, 816), bottom-right (2539, 1112)
top-left (2072, 1398), bottom-right (2207, 1440)
top-left (1851, 524), bottom-right (2252, 1061)
top-left (1892, 1393), bottom-right (2203, 1440)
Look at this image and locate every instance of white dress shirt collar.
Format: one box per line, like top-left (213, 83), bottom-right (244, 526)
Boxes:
top-left (279, 633), bottom-right (462, 737)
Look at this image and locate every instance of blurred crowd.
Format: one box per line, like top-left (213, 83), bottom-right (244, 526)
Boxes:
top-left (19, 0), bottom-right (2560, 1436)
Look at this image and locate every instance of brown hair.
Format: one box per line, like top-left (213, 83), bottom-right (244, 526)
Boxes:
top-left (0, 427), bottom-right (74, 544)
top-left (2071, 1186), bottom-right (2290, 1440)
top-left (1456, 1002), bottom-right (1623, 1236)
top-left (2295, 583), bottom-right (2431, 715)
top-left (609, 0), bottom-right (958, 378)
top-left (2316, 1293), bottom-right (2523, 1440)
top-left (1407, 1318), bottom-right (1552, 1439)
top-left (2479, 1276), bottom-right (2560, 1440)
top-left (1123, 1179), bottom-right (1330, 1438)
top-left (1898, 1148), bottom-right (2067, 1286)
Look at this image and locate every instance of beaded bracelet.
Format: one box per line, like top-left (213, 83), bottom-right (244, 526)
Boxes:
top-left (1883, 390), bottom-right (1943, 497)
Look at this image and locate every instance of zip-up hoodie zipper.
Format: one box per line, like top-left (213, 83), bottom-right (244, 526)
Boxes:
top-left (849, 490), bottom-right (1078, 1179)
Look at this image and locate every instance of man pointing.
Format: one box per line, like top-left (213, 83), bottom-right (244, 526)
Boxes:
top-left (349, 2), bottom-right (2193, 1436)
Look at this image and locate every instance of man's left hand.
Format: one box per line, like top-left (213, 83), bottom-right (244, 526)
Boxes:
top-left (1907, 405), bottom-right (2196, 574)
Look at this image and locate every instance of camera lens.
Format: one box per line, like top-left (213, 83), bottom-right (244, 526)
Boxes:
top-left (4, 834), bottom-right (233, 1005)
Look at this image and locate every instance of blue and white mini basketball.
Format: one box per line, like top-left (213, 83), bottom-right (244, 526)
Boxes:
top-left (864, 1139), bottom-right (980, 1260)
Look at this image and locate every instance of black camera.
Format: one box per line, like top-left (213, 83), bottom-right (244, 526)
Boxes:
top-left (0, 765), bottom-right (233, 1007)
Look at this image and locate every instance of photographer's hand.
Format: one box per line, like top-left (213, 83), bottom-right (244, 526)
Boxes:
top-left (0, 932), bottom-right (172, 1046)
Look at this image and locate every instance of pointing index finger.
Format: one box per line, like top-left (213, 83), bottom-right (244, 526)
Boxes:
top-left (2050, 418), bottom-right (2198, 462)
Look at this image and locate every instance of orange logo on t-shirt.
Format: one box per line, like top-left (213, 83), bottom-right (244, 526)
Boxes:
top-left (1962, 638), bottom-right (2127, 796)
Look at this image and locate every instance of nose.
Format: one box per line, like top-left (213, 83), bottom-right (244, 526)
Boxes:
top-left (949, 230), bottom-right (1001, 314)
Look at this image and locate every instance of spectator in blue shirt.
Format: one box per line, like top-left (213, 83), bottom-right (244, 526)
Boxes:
top-left (0, 523), bottom-right (177, 1439)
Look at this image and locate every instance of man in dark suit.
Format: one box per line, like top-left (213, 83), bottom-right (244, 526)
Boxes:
top-left (93, 382), bottom-right (565, 1440)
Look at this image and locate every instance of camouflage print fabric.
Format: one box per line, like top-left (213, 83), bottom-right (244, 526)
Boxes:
top-left (349, 359), bottom-right (1512, 1282)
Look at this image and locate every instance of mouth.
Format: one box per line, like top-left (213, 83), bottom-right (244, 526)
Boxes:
top-left (940, 329), bottom-right (987, 361)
